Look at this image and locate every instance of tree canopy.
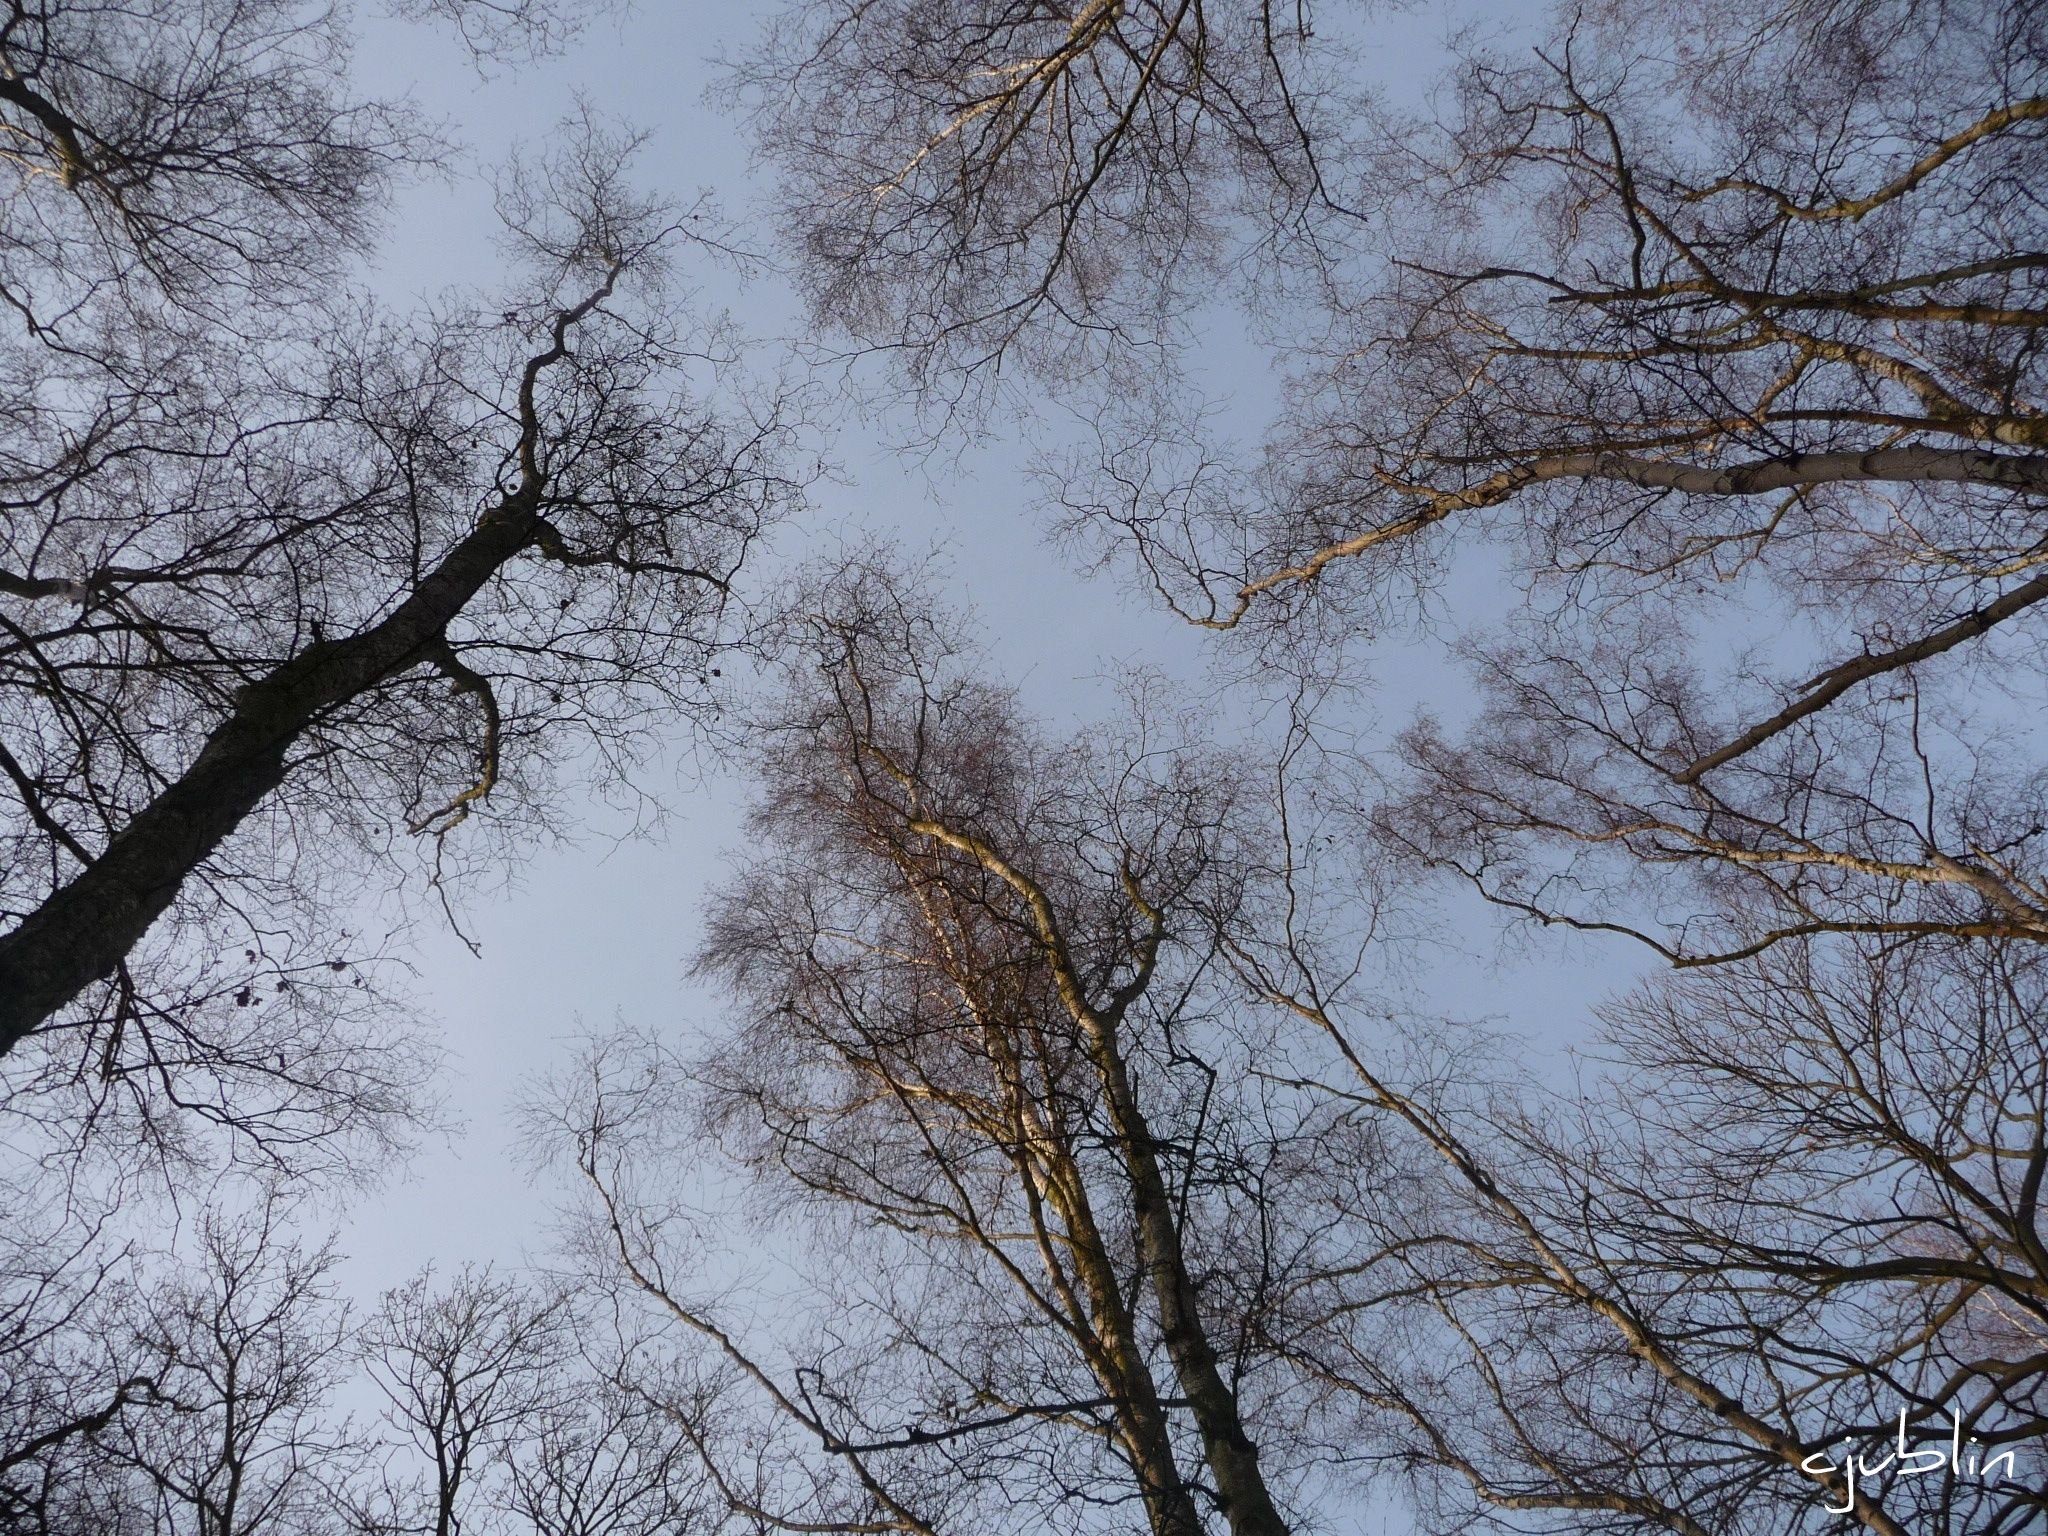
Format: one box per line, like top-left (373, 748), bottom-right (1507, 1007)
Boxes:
top-left (3, 3), bottom-right (2044, 1533)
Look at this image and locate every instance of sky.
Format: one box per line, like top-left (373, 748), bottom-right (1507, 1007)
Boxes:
top-left (330, 0), bottom-right (1653, 1311)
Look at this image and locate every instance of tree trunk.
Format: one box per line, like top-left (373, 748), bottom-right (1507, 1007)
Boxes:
top-left (0, 494), bottom-right (540, 1056)
top-left (1087, 1015), bottom-right (1293, 1536)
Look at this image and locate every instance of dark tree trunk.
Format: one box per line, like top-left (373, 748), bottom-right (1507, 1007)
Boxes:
top-left (0, 495), bottom-right (540, 1056)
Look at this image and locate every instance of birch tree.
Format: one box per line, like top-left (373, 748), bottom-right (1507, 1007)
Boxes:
top-left (733, 0), bottom-right (2048, 965)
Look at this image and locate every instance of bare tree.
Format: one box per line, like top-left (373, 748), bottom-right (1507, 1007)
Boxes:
top-left (352, 1265), bottom-right (720, 1536)
top-left (0, 0), bottom-right (420, 319)
top-left (0, 2), bottom-right (806, 1187)
top-left (355, 1268), bottom-right (574, 1536)
top-left (528, 579), bottom-right (2047, 1535)
top-left (494, 1376), bottom-right (718, 1536)
top-left (0, 10), bottom-right (797, 1526)
top-left (720, 23), bottom-right (2048, 1524)
top-left (1230, 855), bottom-right (2048, 1536)
top-left (2, 1201), bottom-right (721, 1536)
top-left (733, 0), bottom-right (2048, 970)
top-left (530, 577), bottom-right (1447, 1536)
top-left (0, 1181), bottom-right (159, 1533)
top-left (11, 1194), bottom-right (368, 1536)
top-left (723, 0), bottom-right (1345, 416)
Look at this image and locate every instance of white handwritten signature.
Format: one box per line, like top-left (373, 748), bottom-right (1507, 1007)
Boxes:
top-left (1799, 1410), bottom-right (2020, 1515)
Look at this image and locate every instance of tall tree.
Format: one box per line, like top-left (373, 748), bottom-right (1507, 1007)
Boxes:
top-left (1, 1202), bottom-right (710, 1536)
top-left (1230, 842), bottom-right (2048, 1535)
top-left (0, 3), bottom-right (803, 1172)
top-left (733, 0), bottom-right (2048, 968)
top-left (539, 578), bottom-right (2046, 1535)
top-left (539, 578), bottom-right (1342, 1536)
top-left (723, 21), bottom-right (2048, 1521)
